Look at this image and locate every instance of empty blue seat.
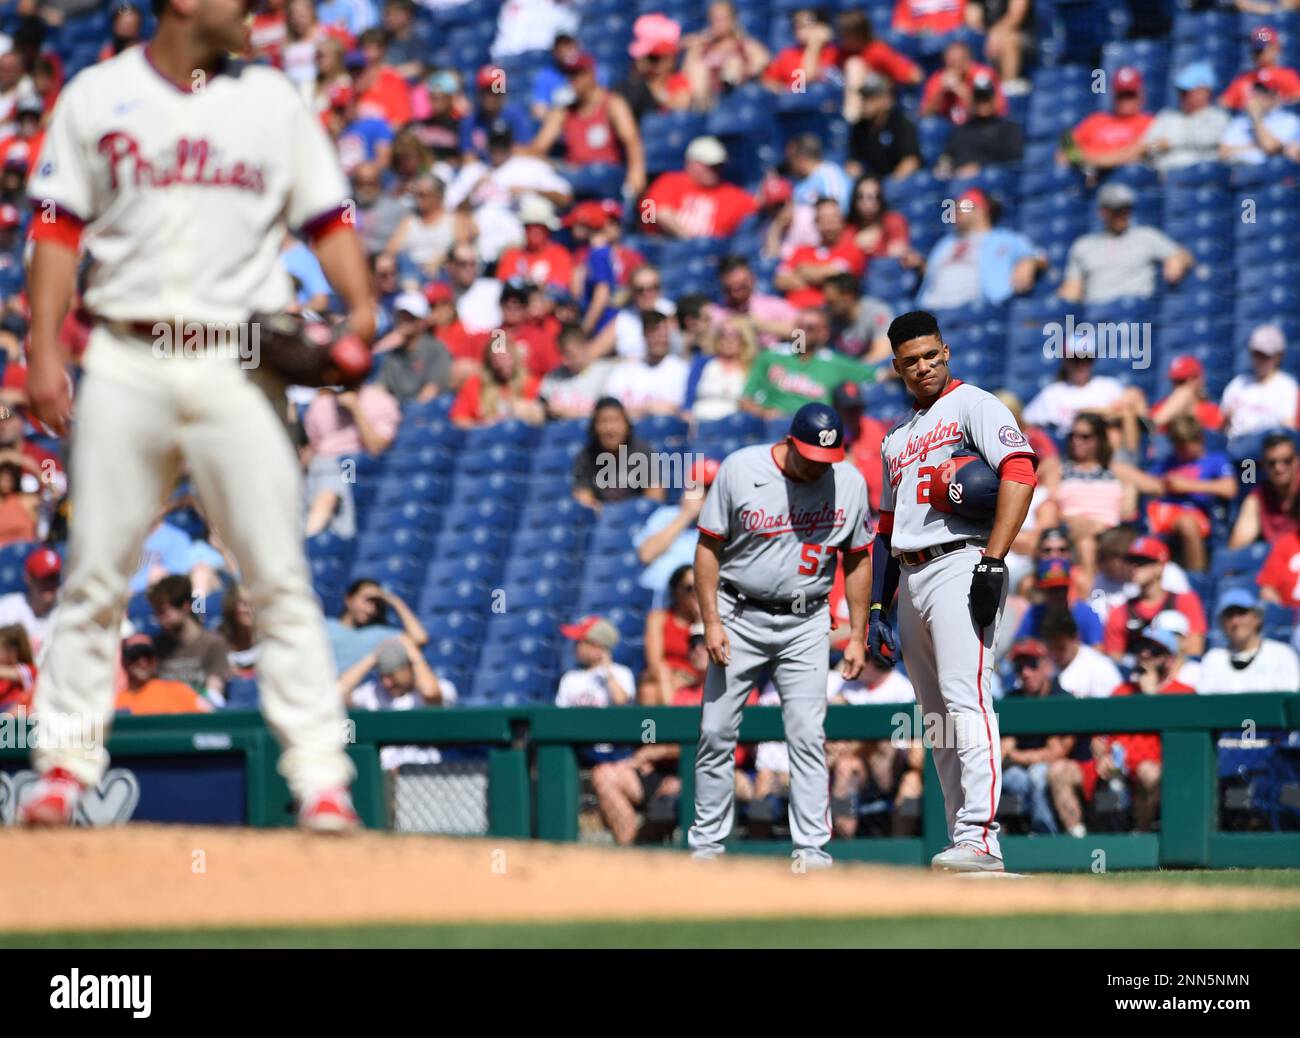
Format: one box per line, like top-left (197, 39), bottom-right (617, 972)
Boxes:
top-left (499, 576), bottom-right (574, 610)
top-left (419, 578), bottom-right (495, 613)
top-left (437, 526), bottom-right (512, 560)
top-left (502, 548), bottom-right (577, 584)
top-left (577, 575), bottom-right (654, 611)
top-left (442, 498), bottom-right (517, 532)
top-left (512, 523), bottom-right (586, 556)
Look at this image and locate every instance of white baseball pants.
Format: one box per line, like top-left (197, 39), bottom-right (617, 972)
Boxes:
top-left (32, 326), bottom-right (354, 801)
top-left (897, 546), bottom-right (1003, 858)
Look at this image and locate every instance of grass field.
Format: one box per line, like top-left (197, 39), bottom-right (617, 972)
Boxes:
top-left (5, 871), bottom-right (1298, 949)
top-left (7, 910), bottom-right (1299, 949)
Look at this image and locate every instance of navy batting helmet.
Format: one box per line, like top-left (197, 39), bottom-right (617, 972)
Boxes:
top-left (929, 450), bottom-right (999, 519)
top-left (789, 402), bottom-right (846, 463)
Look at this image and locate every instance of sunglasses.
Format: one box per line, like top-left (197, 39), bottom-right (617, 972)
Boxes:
top-left (1126, 556), bottom-right (1159, 566)
top-left (1012, 657), bottom-right (1043, 670)
top-left (1040, 544), bottom-right (1071, 557)
top-left (633, 283), bottom-right (660, 293)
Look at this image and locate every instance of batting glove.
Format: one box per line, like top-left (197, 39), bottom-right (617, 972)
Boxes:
top-left (969, 556), bottom-right (1007, 629)
top-left (867, 604), bottom-right (897, 669)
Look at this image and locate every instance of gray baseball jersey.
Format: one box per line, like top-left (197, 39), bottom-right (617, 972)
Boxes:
top-left (879, 380), bottom-right (1035, 553)
top-left (698, 444), bottom-right (873, 600)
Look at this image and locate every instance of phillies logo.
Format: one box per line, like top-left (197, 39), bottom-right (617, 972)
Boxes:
top-left (98, 132), bottom-right (267, 193)
top-left (887, 420), bottom-right (964, 480)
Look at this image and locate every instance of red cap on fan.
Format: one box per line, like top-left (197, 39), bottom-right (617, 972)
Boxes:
top-left (1168, 355), bottom-right (1202, 382)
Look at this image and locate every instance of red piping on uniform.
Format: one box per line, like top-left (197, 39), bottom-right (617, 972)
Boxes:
top-left (976, 626), bottom-right (996, 855)
top-left (29, 206), bottom-right (84, 250)
top-left (697, 525), bottom-right (724, 540)
top-left (143, 45), bottom-right (201, 94)
top-left (302, 205), bottom-right (350, 243)
top-left (911, 377), bottom-right (963, 410)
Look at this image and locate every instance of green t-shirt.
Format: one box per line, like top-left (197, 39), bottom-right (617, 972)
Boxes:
top-left (741, 350), bottom-right (877, 414)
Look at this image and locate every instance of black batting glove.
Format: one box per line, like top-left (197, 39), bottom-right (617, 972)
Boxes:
top-left (867, 604), bottom-right (897, 669)
top-left (969, 556), bottom-right (1007, 629)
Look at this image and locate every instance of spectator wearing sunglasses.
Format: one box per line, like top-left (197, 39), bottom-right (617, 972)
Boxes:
top-left (1001, 639), bottom-right (1075, 835)
top-left (1229, 433), bottom-right (1300, 548)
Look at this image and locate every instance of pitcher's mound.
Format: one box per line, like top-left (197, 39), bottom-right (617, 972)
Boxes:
top-left (1, 825), bottom-right (1293, 933)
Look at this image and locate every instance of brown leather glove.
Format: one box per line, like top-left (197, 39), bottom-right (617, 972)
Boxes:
top-left (252, 312), bottom-right (372, 388)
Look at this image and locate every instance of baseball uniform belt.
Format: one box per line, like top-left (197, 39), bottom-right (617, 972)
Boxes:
top-left (720, 581), bottom-right (828, 615)
top-left (897, 540), bottom-right (972, 567)
top-left (102, 318), bottom-right (244, 343)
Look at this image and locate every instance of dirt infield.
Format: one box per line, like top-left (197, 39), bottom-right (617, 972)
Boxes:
top-left (2, 825), bottom-right (1297, 934)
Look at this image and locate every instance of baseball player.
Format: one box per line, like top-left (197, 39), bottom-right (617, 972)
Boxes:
top-left (691, 402), bottom-right (873, 867)
top-left (18, 0), bottom-right (375, 830)
top-left (868, 311), bottom-right (1036, 872)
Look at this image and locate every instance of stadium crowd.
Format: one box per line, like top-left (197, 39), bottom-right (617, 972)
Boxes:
top-left (0, 0), bottom-right (1297, 840)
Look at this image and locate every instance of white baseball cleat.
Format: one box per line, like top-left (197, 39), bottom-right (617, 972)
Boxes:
top-left (17, 768), bottom-right (83, 826)
top-left (298, 788), bottom-right (360, 833)
top-left (930, 844), bottom-right (1005, 873)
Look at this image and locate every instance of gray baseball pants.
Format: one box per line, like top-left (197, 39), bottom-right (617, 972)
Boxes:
top-left (897, 546), bottom-right (1004, 858)
top-left (688, 587), bottom-right (832, 865)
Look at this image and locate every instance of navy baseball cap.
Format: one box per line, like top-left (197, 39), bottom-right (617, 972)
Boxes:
top-left (788, 401), bottom-right (845, 463)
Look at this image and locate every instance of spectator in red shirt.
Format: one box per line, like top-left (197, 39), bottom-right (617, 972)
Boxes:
top-left (836, 380), bottom-right (889, 512)
top-left (1230, 433), bottom-right (1300, 548)
top-left (496, 198), bottom-right (574, 291)
top-left (1102, 536), bottom-right (1207, 661)
top-left (642, 136), bottom-right (757, 239)
top-left (1221, 24), bottom-right (1300, 110)
top-left (1150, 355), bottom-right (1224, 434)
top-left (449, 336), bottom-right (546, 428)
top-left (530, 52), bottom-right (646, 198)
top-left (774, 198), bottom-right (867, 309)
top-left (424, 280), bottom-right (487, 381)
top-left (1064, 66), bottom-right (1154, 169)
top-left (847, 174), bottom-right (910, 260)
top-left (1259, 529), bottom-right (1300, 608)
top-left (0, 623), bottom-right (35, 716)
top-left (763, 7), bottom-right (838, 92)
top-left (920, 40), bottom-right (1007, 125)
top-left (1050, 628), bottom-right (1193, 837)
top-left (892, 0), bottom-right (970, 36)
top-left (354, 28), bottom-right (413, 128)
top-left (838, 10), bottom-right (921, 123)
top-left (248, 0), bottom-right (288, 66)
top-left (495, 280), bottom-right (563, 379)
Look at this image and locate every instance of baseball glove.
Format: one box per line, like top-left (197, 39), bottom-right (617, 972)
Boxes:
top-left (251, 311), bottom-right (372, 388)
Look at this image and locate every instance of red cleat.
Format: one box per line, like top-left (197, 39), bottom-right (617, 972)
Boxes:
top-left (298, 787), bottom-right (360, 833)
top-left (17, 767), bottom-right (83, 826)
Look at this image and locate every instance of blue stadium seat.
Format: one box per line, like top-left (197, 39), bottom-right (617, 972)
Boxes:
top-left (577, 574), bottom-right (654, 611)
top-left (419, 578), bottom-right (495, 613)
top-left (498, 576), bottom-right (574, 610)
top-left (420, 608), bottom-right (486, 644)
top-left (502, 548), bottom-right (577, 584)
top-left (541, 419), bottom-right (590, 447)
top-left (512, 523), bottom-right (586, 557)
top-left (222, 678), bottom-right (261, 711)
top-left (442, 498), bottom-right (517, 533)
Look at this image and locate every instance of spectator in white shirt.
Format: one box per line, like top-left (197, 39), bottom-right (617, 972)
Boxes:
top-left (1198, 590), bottom-right (1300, 695)
top-left (0, 546), bottom-right (61, 665)
top-left (1023, 351), bottom-right (1142, 441)
top-left (554, 616), bottom-right (633, 707)
top-left (1221, 324), bottom-right (1299, 439)
top-left (603, 310), bottom-right (690, 418)
top-left (1218, 72), bottom-right (1300, 165)
top-left (339, 636), bottom-right (456, 710)
top-left (590, 265), bottom-right (678, 360)
top-left (1043, 608), bottom-right (1121, 698)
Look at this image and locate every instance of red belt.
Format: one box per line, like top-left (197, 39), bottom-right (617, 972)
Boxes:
top-left (897, 540), bottom-right (970, 567)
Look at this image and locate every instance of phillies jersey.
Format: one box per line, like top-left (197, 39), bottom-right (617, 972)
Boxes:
top-left (29, 46), bottom-right (348, 325)
top-left (698, 443), bottom-right (873, 602)
top-left (880, 379), bottom-right (1035, 553)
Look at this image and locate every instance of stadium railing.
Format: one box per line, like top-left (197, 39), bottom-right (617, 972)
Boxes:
top-left (2, 696), bottom-right (1297, 871)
